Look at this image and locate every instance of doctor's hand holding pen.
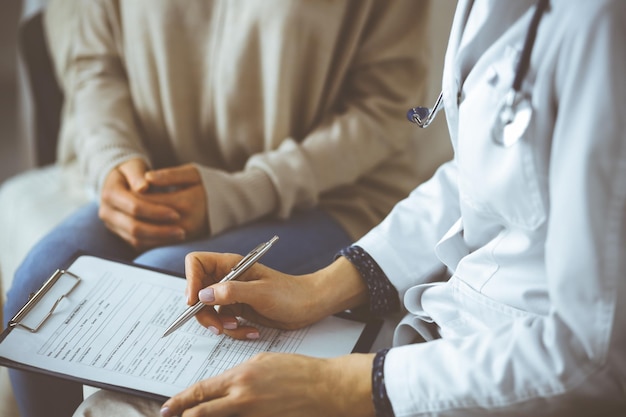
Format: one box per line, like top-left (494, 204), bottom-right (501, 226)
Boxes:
top-left (159, 251), bottom-right (377, 417)
top-left (181, 251), bottom-right (369, 339)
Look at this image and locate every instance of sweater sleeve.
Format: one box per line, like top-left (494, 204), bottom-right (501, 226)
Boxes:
top-left (65, 0), bottom-right (150, 193)
top-left (198, 1), bottom-right (433, 236)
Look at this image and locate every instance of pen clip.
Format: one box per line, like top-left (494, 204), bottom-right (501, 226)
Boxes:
top-left (231, 242), bottom-right (266, 272)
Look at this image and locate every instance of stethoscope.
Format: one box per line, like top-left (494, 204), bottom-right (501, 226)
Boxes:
top-left (407, 0), bottom-right (549, 147)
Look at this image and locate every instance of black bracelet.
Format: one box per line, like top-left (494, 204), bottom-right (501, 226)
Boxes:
top-left (337, 246), bottom-right (400, 316)
top-left (372, 348), bottom-right (395, 417)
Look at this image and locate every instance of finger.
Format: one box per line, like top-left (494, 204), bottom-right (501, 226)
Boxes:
top-left (100, 205), bottom-right (185, 239)
top-left (106, 225), bottom-right (184, 251)
top-left (223, 324), bottom-right (260, 340)
top-left (209, 280), bottom-right (268, 308)
top-left (182, 398), bottom-right (235, 417)
top-left (184, 252), bottom-right (241, 304)
top-left (193, 305), bottom-right (225, 335)
top-left (99, 206), bottom-right (185, 249)
top-left (145, 164), bottom-right (201, 188)
top-left (202, 281), bottom-right (283, 330)
top-left (117, 159), bottom-right (150, 193)
top-left (137, 185), bottom-right (208, 241)
top-left (134, 186), bottom-right (196, 211)
top-left (104, 189), bottom-right (180, 223)
top-left (184, 252), bottom-right (214, 305)
top-left (162, 399), bottom-right (234, 417)
top-left (139, 184), bottom-right (203, 210)
top-left (162, 375), bottom-right (232, 417)
top-left (212, 305), bottom-right (240, 331)
top-left (195, 303), bottom-right (265, 338)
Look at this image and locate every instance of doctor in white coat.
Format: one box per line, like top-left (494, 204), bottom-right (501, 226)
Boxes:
top-left (73, 0), bottom-right (626, 416)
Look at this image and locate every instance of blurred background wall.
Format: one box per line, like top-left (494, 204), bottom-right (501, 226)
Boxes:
top-left (0, 0), bottom-right (26, 185)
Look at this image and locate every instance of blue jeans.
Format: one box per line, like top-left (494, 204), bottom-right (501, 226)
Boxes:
top-left (4, 202), bottom-right (352, 417)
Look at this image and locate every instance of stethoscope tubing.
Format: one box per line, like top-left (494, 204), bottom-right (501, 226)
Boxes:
top-left (407, 0), bottom-right (550, 133)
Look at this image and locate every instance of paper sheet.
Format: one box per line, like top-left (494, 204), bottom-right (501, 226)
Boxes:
top-left (0, 256), bottom-right (367, 398)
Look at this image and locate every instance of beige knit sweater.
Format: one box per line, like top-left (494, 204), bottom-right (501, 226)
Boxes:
top-left (45, 0), bottom-right (435, 239)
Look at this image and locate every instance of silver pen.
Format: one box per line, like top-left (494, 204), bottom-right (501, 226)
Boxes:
top-left (162, 235), bottom-right (279, 338)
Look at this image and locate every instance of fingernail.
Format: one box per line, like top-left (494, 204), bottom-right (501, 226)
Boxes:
top-left (160, 406), bottom-right (171, 417)
top-left (246, 332), bottom-right (260, 340)
top-left (207, 326), bottom-right (220, 335)
top-left (223, 320), bottom-right (238, 330)
top-left (199, 288), bottom-right (215, 303)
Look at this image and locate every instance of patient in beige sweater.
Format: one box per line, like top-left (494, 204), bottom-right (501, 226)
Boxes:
top-left (3, 1), bottom-right (446, 416)
top-left (52, 0), bottom-right (435, 243)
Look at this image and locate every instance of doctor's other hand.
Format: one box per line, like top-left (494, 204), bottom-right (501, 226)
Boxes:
top-left (161, 351), bottom-right (376, 417)
top-left (99, 158), bottom-right (186, 251)
top-left (184, 252), bottom-right (369, 339)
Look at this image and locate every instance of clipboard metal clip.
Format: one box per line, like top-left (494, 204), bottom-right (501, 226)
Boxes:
top-left (8, 269), bottom-right (81, 333)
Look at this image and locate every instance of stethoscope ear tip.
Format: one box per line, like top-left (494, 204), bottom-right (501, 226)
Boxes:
top-left (407, 106), bottom-right (430, 125)
top-left (407, 91), bottom-right (444, 128)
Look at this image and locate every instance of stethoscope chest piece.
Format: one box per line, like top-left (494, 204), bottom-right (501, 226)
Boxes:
top-left (406, 0), bottom-right (547, 148)
top-left (493, 90), bottom-right (533, 147)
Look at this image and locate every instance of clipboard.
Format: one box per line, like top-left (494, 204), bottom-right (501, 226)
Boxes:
top-left (0, 253), bottom-right (382, 402)
top-left (7, 268), bottom-right (82, 333)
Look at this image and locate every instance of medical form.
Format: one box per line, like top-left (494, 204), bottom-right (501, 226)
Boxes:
top-left (0, 255), bottom-right (378, 401)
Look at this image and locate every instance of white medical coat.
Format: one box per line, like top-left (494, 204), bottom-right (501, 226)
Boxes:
top-left (356, 0), bottom-right (626, 415)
